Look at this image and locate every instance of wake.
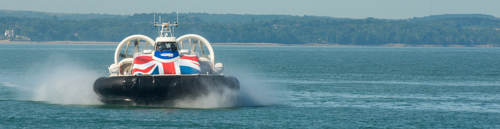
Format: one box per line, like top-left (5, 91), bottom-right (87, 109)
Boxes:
top-left (9, 55), bottom-right (278, 108)
top-left (15, 55), bottom-right (103, 105)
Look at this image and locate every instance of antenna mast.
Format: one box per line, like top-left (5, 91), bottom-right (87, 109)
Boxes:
top-left (152, 13), bottom-right (179, 38)
top-left (159, 15), bottom-right (161, 37)
top-left (173, 12), bottom-right (179, 36)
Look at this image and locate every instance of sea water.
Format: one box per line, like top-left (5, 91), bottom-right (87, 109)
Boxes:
top-left (1, 43), bottom-right (500, 128)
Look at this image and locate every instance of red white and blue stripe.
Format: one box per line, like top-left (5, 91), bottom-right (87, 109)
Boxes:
top-left (179, 55), bottom-right (201, 74)
top-left (132, 56), bottom-right (180, 75)
top-left (132, 55), bottom-right (200, 75)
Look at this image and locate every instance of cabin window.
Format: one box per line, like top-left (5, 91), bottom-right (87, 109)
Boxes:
top-left (156, 42), bottom-right (178, 51)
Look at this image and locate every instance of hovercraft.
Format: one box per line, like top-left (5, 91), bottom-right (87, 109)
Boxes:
top-left (93, 18), bottom-right (239, 106)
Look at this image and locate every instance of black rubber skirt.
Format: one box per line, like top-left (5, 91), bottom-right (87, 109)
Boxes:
top-left (93, 75), bottom-right (239, 106)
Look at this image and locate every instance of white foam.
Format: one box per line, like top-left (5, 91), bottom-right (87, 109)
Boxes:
top-left (172, 68), bottom-right (280, 108)
top-left (173, 85), bottom-right (238, 108)
top-left (0, 82), bottom-right (17, 87)
top-left (17, 55), bottom-right (103, 105)
top-left (233, 72), bottom-right (281, 107)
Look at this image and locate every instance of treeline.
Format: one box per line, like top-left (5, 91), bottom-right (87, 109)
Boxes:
top-left (0, 9), bottom-right (126, 20)
top-left (0, 12), bottom-right (499, 46)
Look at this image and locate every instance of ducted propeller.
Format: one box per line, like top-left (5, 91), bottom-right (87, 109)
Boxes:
top-left (119, 39), bottom-right (143, 58)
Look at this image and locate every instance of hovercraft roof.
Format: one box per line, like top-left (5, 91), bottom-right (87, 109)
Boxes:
top-left (156, 37), bottom-right (176, 43)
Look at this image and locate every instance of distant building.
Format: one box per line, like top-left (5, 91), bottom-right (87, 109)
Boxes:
top-left (4, 30), bottom-right (14, 37)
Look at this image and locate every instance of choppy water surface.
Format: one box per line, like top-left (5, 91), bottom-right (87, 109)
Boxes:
top-left (1, 43), bottom-right (500, 128)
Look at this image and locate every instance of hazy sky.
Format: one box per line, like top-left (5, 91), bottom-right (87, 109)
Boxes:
top-left (1, 0), bottom-right (499, 19)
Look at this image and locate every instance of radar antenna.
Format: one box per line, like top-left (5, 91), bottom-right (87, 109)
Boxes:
top-left (154, 12), bottom-right (179, 38)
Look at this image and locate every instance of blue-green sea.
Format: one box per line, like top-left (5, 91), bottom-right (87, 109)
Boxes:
top-left (1, 43), bottom-right (500, 128)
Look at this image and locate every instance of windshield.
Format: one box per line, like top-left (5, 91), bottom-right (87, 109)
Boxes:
top-left (156, 42), bottom-right (177, 51)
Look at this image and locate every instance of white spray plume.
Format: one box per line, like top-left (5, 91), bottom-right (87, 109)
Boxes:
top-left (173, 85), bottom-right (238, 108)
top-left (13, 54), bottom-right (277, 107)
top-left (18, 55), bottom-right (102, 105)
top-left (0, 82), bottom-right (17, 87)
top-left (227, 69), bottom-right (280, 107)
top-left (171, 68), bottom-right (279, 108)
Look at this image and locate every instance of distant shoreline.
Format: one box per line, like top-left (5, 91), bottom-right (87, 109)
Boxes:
top-left (0, 40), bottom-right (497, 47)
top-left (212, 43), bottom-right (498, 47)
top-left (0, 40), bottom-right (118, 44)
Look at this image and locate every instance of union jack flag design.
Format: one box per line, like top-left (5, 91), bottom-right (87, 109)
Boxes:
top-left (132, 55), bottom-right (201, 75)
top-left (132, 56), bottom-right (180, 75)
top-left (179, 55), bottom-right (201, 74)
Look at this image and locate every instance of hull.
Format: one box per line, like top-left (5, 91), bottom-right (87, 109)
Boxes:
top-left (93, 75), bottom-right (239, 106)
